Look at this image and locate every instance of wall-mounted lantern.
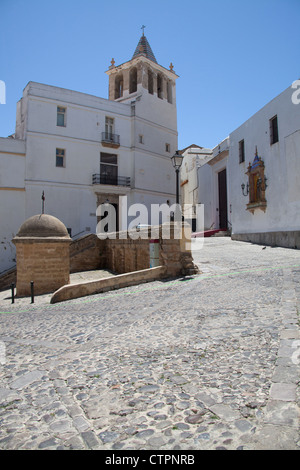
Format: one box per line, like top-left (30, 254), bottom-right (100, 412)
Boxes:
top-left (241, 182), bottom-right (249, 197)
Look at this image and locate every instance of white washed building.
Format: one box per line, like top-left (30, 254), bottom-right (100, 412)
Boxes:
top-left (0, 34), bottom-right (179, 272)
top-left (196, 137), bottom-right (230, 232)
top-left (229, 83), bottom-right (300, 247)
top-left (196, 83), bottom-right (300, 247)
top-left (180, 144), bottom-right (213, 231)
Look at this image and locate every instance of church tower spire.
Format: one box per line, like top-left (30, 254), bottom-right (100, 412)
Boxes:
top-left (132, 32), bottom-right (158, 63)
top-left (106, 32), bottom-right (178, 105)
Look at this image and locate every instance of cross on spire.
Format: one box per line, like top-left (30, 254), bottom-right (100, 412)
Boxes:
top-left (141, 25), bottom-right (146, 36)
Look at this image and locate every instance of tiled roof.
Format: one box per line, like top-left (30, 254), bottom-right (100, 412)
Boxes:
top-left (132, 35), bottom-right (157, 63)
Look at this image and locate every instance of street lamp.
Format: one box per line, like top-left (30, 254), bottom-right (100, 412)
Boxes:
top-left (171, 150), bottom-right (184, 204)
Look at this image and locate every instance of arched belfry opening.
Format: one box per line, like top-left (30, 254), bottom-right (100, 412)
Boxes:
top-left (148, 69), bottom-right (154, 94)
top-left (167, 80), bottom-right (172, 104)
top-left (157, 73), bottom-right (163, 99)
top-left (115, 73), bottom-right (123, 99)
top-left (129, 67), bottom-right (137, 94)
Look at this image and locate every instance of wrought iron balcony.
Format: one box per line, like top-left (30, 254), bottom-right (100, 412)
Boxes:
top-left (101, 132), bottom-right (120, 148)
top-left (92, 174), bottom-right (131, 187)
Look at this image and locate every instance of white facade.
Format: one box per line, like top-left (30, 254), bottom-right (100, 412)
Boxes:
top-left (196, 83), bottom-right (300, 247)
top-left (229, 84), bottom-right (300, 242)
top-left (0, 36), bottom-right (179, 272)
top-left (180, 145), bottom-right (213, 230)
top-left (197, 137), bottom-right (230, 231)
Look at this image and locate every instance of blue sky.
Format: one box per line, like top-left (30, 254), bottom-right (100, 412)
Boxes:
top-left (1, 0), bottom-right (299, 149)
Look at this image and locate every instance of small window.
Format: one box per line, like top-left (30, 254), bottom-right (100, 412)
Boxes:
top-left (165, 143), bottom-right (170, 153)
top-left (57, 106), bottom-right (66, 127)
top-left (270, 115), bottom-right (279, 145)
top-left (139, 134), bottom-right (144, 144)
top-left (239, 139), bottom-right (245, 163)
top-left (56, 148), bottom-right (65, 167)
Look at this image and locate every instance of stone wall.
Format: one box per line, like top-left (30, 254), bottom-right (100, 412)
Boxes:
top-left (14, 240), bottom-right (70, 296)
top-left (51, 266), bottom-right (167, 304)
top-left (69, 223), bottom-right (198, 278)
top-left (70, 234), bottom-right (105, 273)
top-left (103, 223), bottom-right (198, 277)
top-left (50, 223), bottom-right (199, 303)
top-left (103, 234), bottom-right (150, 274)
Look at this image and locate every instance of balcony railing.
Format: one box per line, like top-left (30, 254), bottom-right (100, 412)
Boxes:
top-left (101, 132), bottom-right (120, 146)
top-left (92, 174), bottom-right (131, 187)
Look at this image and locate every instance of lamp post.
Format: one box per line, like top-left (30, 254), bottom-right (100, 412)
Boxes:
top-left (171, 150), bottom-right (184, 204)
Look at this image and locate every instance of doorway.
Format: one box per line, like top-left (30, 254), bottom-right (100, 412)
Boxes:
top-left (100, 203), bottom-right (119, 233)
top-left (96, 193), bottom-right (120, 233)
top-left (218, 169), bottom-right (228, 229)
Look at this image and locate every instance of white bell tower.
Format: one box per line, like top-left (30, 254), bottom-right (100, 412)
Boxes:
top-left (106, 31), bottom-right (178, 108)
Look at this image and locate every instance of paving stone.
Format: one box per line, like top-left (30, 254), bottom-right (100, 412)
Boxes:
top-left (135, 429), bottom-right (155, 439)
top-left (264, 401), bottom-right (300, 427)
top-left (81, 431), bottom-right (100, 448)
top-left (98, 431), bottom-right (119, 444)
top-left (10, 370), bottom-right (45, 390)
top-left (209, 404), bottom-right (241, 421)
top-left (269, 383), bottom-right (297, 401)
top-left (38, 438), bottom-right (58, 449)
top-left (49, 419), bottom-right (73, 433)
top-left (234, 419), bottom-right (253, 432)
top-left (138, 385), bottom-right (159, 393)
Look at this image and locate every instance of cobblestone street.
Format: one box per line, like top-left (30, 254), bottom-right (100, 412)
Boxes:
top-left (0, 237), bottom-right (299, 450)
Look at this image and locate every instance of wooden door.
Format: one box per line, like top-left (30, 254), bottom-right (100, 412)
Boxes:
top-left (218, 169), bottom-right (228, 229)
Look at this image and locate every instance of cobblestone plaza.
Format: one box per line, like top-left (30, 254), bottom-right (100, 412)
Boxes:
top-left (0, 237), bottom-right (299, 450)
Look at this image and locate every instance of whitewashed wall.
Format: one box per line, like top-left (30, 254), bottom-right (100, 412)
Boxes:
top-left (229, 84), bottom-right (300, 236)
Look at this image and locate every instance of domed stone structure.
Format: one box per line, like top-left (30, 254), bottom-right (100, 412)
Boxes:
top-left (13, 214), bottom-right (71, 296)
top-left (15, 214), bottom-right (70, 239)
